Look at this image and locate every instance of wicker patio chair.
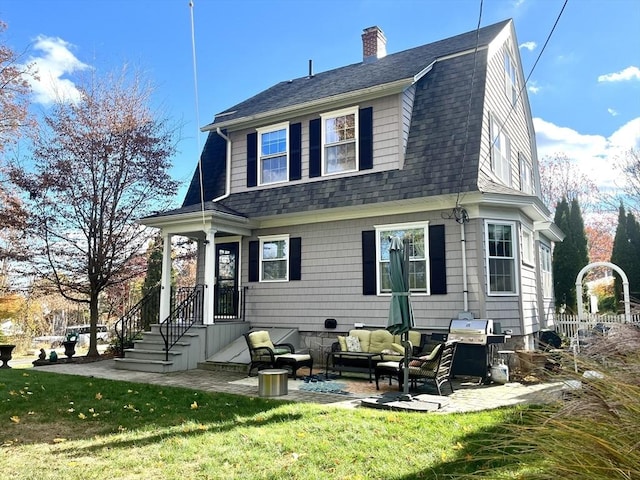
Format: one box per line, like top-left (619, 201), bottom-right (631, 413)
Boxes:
top-left (375, 342), bottom-right (457, 395)
top-left (244, 330), bottom-right (313, 380)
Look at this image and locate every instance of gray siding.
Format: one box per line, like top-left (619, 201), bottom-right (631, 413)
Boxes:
top-left (228, 95), bottom-right (403, 195)
top-left (241, 210), bottom-right (473, 333)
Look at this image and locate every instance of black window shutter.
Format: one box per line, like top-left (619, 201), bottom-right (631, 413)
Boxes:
top-left (289, 237), bottom-right (302, 280)
top-left (362, 230), bottom-right (377, 295)
top-left (247, 132), bottom-right (258, 187)
top-left (309, 118), bottom-right (321, 178)
top-left (359, 107), bottom-right (373, 170)
top-left (289, 123), bottom-right (302, 181)
top-left (249, 240), bottom-right (259, 282)
top-left (429, 224), bottom-right (447, 294)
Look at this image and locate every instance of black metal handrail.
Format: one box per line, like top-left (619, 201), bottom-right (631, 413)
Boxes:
top-left (159, 285), bottom-right (204, 361)
top-left (114, 285), bottom-right (160, 357)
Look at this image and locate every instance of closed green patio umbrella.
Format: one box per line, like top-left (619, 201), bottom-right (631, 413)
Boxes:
top-left (386, 236), bottom-right (415, 395)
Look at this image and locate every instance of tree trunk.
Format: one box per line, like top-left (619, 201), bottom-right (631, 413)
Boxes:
top-left (87, 293), bottom-right (100, 358)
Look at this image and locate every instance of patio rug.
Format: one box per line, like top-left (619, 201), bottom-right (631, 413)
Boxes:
top-left (228, 374), bottom-right (399, 396)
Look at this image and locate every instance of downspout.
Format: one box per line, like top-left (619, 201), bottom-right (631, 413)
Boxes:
top-left (212, 127), bottom-right (231, 202)
top-left (460, 220), bottom-right (469, 312)
top-left (453, 206), bottom-right (470, 313)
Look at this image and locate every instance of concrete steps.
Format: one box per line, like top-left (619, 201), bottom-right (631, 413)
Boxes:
top-left (114, 324), bottom-right (207, 373)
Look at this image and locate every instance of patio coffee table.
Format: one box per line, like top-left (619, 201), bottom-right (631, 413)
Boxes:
top-left (326, 351), bottom-right (383, 382)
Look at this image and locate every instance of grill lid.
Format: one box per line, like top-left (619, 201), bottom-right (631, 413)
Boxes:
top-left (449, 319), bottom-right (494, 335)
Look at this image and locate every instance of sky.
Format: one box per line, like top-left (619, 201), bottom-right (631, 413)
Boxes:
top-left (1, 0), bottom-right (639, 209)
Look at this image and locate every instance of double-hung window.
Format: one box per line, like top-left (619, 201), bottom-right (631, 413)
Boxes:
top-left (504, 47), bottom-right (518, 105)
top-left (257, 123), bottom-right (288, 185)
top-left (490, 115), bottom-right (511, 185)
top-left (376, 223), bottom-right (429, 294)
top-left (486, 221), bottom-right (517, 295)
top-left (519, 152), bottom-right (534, 194)
top-left (259, 235), bottom-right (289, 282)
top-left (540, 243), bottom-right (553, 298)
top-left (321, 107), bottom-right (358, 175)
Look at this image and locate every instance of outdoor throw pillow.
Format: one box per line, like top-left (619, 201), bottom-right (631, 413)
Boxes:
top-left (337, 336), bottom-right (347, 351)
top-left (381, 349), bottom-right (400, 356)
top-left (346, 335), bottom-right (361, 352)
top-left (390, 343), bottom-right (405, 355)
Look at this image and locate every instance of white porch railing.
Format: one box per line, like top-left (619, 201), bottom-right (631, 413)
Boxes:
top-left (554, 313), bottom-right (640, 339)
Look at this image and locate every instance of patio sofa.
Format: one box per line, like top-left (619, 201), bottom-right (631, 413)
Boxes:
top-left (326, 329), bottom-right (424, 382)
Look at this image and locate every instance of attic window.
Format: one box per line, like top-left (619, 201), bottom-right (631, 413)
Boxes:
top-left (490, 114), bottom-right (512, 186)
top-left (321, 107), bottom-right (358, 175)
top-left (504, 48), bottom-right (518, 105)
top-left (257, 123), bottom-right (289, 185)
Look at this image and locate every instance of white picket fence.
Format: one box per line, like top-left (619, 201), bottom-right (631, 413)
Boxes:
top-left (554, 313), bottom-right (640, 339)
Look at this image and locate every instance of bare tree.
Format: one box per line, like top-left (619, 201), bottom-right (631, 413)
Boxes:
top-left (616, 148), bottom-right (640, 212)
top-left (11, 65), bottom-right (178, 357)
top-left (0, 21), bottom-right (36, 262)
top-left (539, 152), bottom-right (599, 212)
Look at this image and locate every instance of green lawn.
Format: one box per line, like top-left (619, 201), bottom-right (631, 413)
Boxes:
top-left (0, 368), bottom-right (531, 480)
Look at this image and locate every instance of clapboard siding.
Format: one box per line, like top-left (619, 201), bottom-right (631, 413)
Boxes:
top-left (242, 211), bottom-right (474, 332)
top-left (228, 95), bottom-right (402, 195)
top-left (481, 37), bottom-right (535, 191)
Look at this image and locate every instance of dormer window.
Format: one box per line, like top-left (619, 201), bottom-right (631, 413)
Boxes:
top-left (321, 107), bottom-right (358, 175)
top-left (257, 123), bottom-right (289, 185)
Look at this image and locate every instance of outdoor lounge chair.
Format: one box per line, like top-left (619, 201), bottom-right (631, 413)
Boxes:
top-left (244, 330), bottom-right (313, 380)
top-left (374, 342), bottom-right (457, 395)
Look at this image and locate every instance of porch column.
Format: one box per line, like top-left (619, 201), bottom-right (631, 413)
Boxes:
top-left (203, 228), bottom-right (217, 325)
top-left (159, 232), bottom-right (173, 322)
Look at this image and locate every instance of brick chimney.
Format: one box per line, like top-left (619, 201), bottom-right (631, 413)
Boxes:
top-left (362, 26), bottom-right (387, 63)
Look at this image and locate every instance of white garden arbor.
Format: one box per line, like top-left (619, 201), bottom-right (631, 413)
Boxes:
top-left (575, 261), bottom-right (631, 323)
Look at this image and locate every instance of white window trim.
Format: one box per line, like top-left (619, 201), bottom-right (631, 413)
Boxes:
top-left (490, 114), bottom-right (511, 186)
top-left (257, 122), bottom-right (289, 186)
top-left (374, 221), bottom-right (430, 296)
top-left (519, 152), bottom-right (534, 195)
top-left (504, 46), bottom-right (518, 105)
top-left (320, 106), bottom-right (359, 176)
top-left (258, 234), bottom-right (289, 282)
top-left (485, 220), bottom-right (519, 296)
top-left (521, 227), bottom-right (534, 266)
top-left (540, 242), bottom-right (553, 299)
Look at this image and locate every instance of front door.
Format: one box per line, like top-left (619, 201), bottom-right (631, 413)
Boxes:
top-left (215, 242), bottom-right (239, 318)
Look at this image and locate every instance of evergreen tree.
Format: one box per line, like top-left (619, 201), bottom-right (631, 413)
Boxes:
top-left (552, 197), bottom-right (589, 312)
top-left (625, 211), bottom-right (640, 297)
top-left (611, 205), bottom-right (640, 303)
top-left (569, 198), bottom-right (590, 309)
top-left (552, 198), bottom-right (572, 310)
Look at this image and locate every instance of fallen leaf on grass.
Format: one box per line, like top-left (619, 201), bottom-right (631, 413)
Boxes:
top-left (52, 438), bottom-right (67, 443)
top-left (10, 416), bottom-right (20, 423)
top-left (95, 393), bottom-right (102, 400)
top-left (191, 401), bottom-right (198, 409)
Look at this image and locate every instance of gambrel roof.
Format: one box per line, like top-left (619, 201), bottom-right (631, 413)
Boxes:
top-left (158, 19), bottom-right (515, 221)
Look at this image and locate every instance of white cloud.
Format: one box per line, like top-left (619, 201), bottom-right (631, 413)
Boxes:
top-left (527, 80), bottom-right (540, 94)
top-left (608, 108), bottom-right (618, 116)
top-left (519, 41), bottom-right (537, 51)
top-left (534, 117), bottom-right (640, 192)
top-left (24, 35), bottom-right (90, 105)
top-left (597, 66), bottom-right (640, 83)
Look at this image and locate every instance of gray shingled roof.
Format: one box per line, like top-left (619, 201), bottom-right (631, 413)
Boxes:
top-left (151, 20), bottom-right (511, 221)
top-left (206, 20), bottom-right (510, 128)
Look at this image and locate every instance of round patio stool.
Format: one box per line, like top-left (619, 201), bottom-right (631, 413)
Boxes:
top-left (258, 369), bottom-right (289, 397)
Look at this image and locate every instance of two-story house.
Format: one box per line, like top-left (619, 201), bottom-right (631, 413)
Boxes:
top-left (120, 19), bottom-right (562, 372)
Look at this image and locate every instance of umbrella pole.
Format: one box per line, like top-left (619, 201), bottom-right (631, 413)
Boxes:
top-left (402, 332), bottom-right (410, 395)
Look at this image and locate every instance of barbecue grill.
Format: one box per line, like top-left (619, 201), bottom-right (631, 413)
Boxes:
top-left (448, 318), bottom-right (506, 383)
top-left (448, 319), bottom-right (494, 345)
